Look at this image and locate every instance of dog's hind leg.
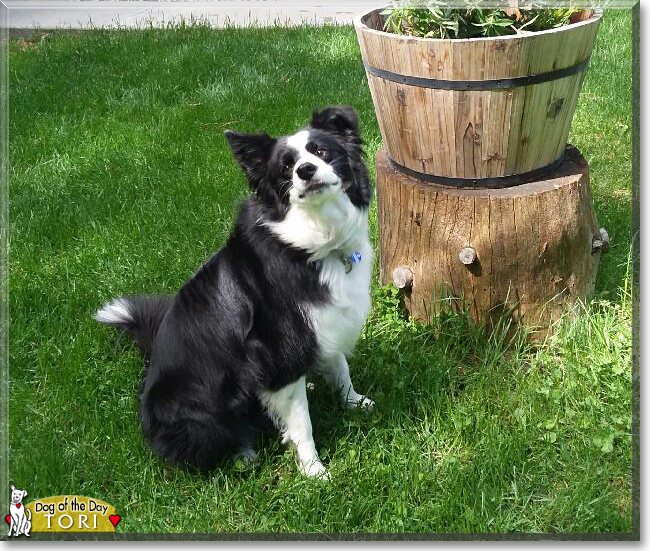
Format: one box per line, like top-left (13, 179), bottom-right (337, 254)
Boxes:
top-left (259, 375), bottom-right (329, 479)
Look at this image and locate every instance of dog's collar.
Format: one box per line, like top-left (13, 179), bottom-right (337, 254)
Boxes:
top-left (313, 251), bottom-right (362, 274)
top-left (339, 251), bottom-right (362, 274)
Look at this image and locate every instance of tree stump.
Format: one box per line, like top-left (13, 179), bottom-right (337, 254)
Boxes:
top-left (376, 144), bottom-right (604, 334)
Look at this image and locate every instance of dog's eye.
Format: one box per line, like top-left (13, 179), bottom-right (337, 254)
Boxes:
top-left (316, 148), bottom-right (329, 159)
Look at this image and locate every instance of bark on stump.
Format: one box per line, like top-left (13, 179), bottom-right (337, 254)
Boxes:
top-left (376, 145), bottom-right (603, 334)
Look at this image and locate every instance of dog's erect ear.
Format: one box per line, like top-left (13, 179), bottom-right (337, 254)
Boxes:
top-left (22, 490), bottom-right (27, 498)
top-left (310, 106), bottom-right (359, 139)
top-left (10, 485), bottom-right (15, 491)
top-left (224, 131), bottom-right (276, 187)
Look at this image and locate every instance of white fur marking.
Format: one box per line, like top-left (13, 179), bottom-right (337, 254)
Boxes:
top-left (286, 130), bottom-right (309, 152)
top-left (318, 353), bottom-right (374, 411)
top-left (258, 376), bottom-right (329, 479)
top-left (267, 187), bottom-right (369, 261)
top-left (310, 235), bottom-right (372, 357)
top-left (94, 298), bottom-right (133, 324)
top-left (286, 130), bottom-right (340, 203)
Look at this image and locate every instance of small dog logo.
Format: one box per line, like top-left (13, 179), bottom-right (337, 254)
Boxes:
top-left (7, 485), bottom-right (31, 537)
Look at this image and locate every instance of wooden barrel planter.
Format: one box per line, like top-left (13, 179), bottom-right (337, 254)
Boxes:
top-left (354, 7), bottom-right (602, 183)
top-left (355, 8), bottom-right (606, 333)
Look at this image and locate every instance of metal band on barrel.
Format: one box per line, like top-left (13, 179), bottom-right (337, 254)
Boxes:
top-left (387, 154), bottom-right (567, 189)
top-left (363, 56), bottom-right (591, 90)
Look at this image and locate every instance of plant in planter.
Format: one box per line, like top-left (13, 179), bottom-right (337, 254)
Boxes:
top-left (354, 4), bottom-right (606, 333)
top-left (382, 4), bottom-right (582, 39)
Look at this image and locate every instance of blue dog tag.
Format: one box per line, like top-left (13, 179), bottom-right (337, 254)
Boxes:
top-left (348, 252), bottom-right (362, 264)
top-left (340, 251), bottom-right (362, 274)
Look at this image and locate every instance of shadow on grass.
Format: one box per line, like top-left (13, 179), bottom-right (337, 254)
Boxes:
top-left (308, 286), bottom-right (534, 456)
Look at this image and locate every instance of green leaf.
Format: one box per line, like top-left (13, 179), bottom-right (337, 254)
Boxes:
top-left (593, 433), bottom-right (615, 453)
top-left (544, 432), bottom-right (557, 443)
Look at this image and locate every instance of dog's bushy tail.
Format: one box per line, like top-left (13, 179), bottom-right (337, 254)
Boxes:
top-left (94, 295), bottom-right (172, 357)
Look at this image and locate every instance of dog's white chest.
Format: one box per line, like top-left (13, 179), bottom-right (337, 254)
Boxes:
top-left (310, 238), bottom-right (373, 361)
top-left (267, 193), bottom-right (373, 362)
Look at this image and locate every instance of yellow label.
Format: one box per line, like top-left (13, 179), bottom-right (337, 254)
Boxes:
top-left (24, 495), bottom-right (118, 533)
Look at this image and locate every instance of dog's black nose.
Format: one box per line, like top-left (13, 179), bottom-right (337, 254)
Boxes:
top-left (296, 162), bottom-right (317, 181)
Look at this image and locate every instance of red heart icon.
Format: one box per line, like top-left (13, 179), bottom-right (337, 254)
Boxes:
top-left (109, 515), bottom-right (120, 528)
top-left (16, 504), bottom-right (21, 509)
top-left (5, 514), bottom-right (10, 524)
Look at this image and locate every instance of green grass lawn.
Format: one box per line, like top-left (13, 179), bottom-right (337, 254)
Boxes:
top-left (8, 11), bottom-right (633, 535)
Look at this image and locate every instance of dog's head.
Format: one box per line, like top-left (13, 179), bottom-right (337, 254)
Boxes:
top-left (225, 106), bottom-right (371, 220)
top-left (10, 485), bottom-right (27, 505)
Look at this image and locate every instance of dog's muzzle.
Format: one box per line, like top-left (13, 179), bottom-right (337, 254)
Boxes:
top-left (298, 182), bottom-right (329, 199)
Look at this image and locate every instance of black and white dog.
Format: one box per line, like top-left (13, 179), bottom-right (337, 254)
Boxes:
top-left (95, 107), bottom-right (373, 478)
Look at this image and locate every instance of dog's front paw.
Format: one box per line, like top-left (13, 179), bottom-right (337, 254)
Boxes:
top-left (300, 460), bottom-right (331, 480)
top-left (347, 395), bottom-right (374, 412)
